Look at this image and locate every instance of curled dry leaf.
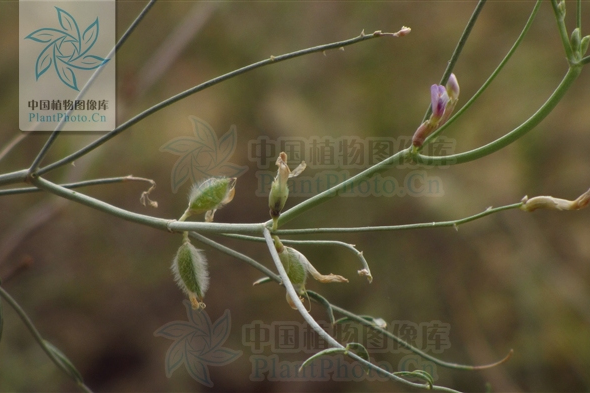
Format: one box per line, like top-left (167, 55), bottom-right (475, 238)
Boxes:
top-left (520, 188), bottom-right (590, 212)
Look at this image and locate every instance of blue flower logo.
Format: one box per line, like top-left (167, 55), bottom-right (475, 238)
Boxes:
top-left (160, 116), bottom-right (249, 193)
top-left (154, 302), bottom-right (243, 387)
top-left (24, 7), bottom-right (109, 91)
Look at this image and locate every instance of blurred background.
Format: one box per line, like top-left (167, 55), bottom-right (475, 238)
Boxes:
top-left (1, 1), bottom-right (590, 392)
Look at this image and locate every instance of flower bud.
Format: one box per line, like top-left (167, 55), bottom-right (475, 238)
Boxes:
top-left (445, 73), bottom-right (460, 102)
top-left (580, 35), bottom-right (590, 56)
top-left (557, 1), bottom-right (566, 20)
top-left (268, 152), bottom-right (306, 221)
top-left (171, 241), bottom-right (209, 310)
top-left (186, 177), bottom-right (236, 221)
top-left (571, 28), bottom-right (582, 54)
top-left (269, 153), bottom-right (290, 219)
top-left (439, 73), bottom-right (460, 126)
top-left (412, 74), bottom-right (460, 148)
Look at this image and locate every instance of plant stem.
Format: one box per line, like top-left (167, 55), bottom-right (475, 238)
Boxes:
top-left (422, 0), bottom-right (543, 148)
top-left (551, 0), bottom-right (574, 62)
top-left (273, 203), bottom-right (523, 235)
top-left (274, 150), bottom-right (405, 227)
top-left (28, 0), bottom-right (158, 174)
top-left (421, 0), bottom-right (487, 123)
top-left (577, 0), bottom-right (582, 31)
top-left (330, 302), bottom-right (513, 371)
top-left (30, 176), bottom-right (262, 234)
top-left (0, 169), bottom-right (29, 187)
top-left (223, 234), bottom-right (372, 281)
top-left (262, 228), bottom-right (458, 391)
top-left (0, 176), bottom-right (155, 197)
top-left (415, 66), bottom-right (582, 166)
top-left (189, 232), bottom-right (278, 280)
top-left (0, 286), bottom-right (93, 392)
top-left (37, 29), bottom-right (408, 176)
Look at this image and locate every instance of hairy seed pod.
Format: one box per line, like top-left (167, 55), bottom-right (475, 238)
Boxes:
top-left (171, 241), bottom-right (209, 310)
top-left (278, 245), bottom-right (348, 309)
top-left (188, 177), bottom-right (236, 216)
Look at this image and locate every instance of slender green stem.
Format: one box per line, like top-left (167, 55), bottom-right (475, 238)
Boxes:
top-left (0, 286), bottom-right (93, 392)
top-left (422, 0), bottom-right (487, 123)
top-left (30, 176), bottom-right (262, 234)
top-left (222, 234), bottom-right (372, 281)
top-left (274, 203), bottom-right (523, 235)
top-left (577, 0), bottom-right (582, 31)
top-left (330, 302), bottom-right (513, 371)
top-left (422, 0), bottom-right (542, 148)
top-left (221, 232), bottom-right (506, 377)
top-left (0, 176), bottom-right (155, 197)
top-left (551, 0), bottom-right (574, 62)
top-left (29, 0), bottom-right (158, 174)
top-left (262, 229), bottom-right (442, 391)
top-left (263, 228), bottom-right (342, 348)
top-left (0, 133), bottom-right (28, 163)
top-left (415, 66), bottom-right (582, 166)
top-left (0, 169), bottom-right (29, 187)
top-left (188, 231), bottom-right (278, 280)
top-left (274, 150), bottom-right (405, 227)
top-left (38, 29), bottom-right (408, 176)
top-left (116, 0), bottom-right (158, 51)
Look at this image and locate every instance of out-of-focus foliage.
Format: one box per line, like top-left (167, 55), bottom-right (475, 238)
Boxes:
top-left (0, 2), bottom-right (589, 392)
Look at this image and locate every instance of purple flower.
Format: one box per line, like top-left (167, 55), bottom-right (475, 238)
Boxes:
top-left (430, 84), bottom-right (449, 120)
top-left (412, 74), bottom-right (460, 148)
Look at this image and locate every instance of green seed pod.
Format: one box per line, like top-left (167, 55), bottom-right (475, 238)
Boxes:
top-left (171, 241), bottom-right (209, 309)
top-left (279, 247), bottom-right (308, 291)
top-left (278, 246), bottom-right (308, 309)
top-left (187, 177), bottom-right (236, 217)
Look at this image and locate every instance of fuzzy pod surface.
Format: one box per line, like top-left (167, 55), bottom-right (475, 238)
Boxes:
top-left (172, 241), bottom-right (210, 309)
top-left (188, 177), bottom-right (236, 215)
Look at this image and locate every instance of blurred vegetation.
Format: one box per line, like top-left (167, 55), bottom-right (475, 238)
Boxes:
top-left (1, 1), bottom-right (590, 392)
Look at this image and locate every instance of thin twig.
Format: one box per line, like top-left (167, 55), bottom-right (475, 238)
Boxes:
top-left (0, 176), bottom-right (156, 197)
top-left (421, 0), bottom-right (487, 123)
top-left (262, 228), bottom-right (455, 391)
top-left (188, 232), bottom-right (277, 281)
top-left (273, 203), bottom-right (523, 235)
top-left (0, 286), bottom-right (93, 392)
top-left (0, 133), bottom-right (28, 163)
top-left (29, 0), bottom-right (158, 174)
top-left (37, 28), bottom-right (410, 176)
top-left (223, 233), bottom-right (372, 282)
top-left (422, 0), bottom-right (543, 148)
top-left (29, 176), bottom-right (263, 234)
